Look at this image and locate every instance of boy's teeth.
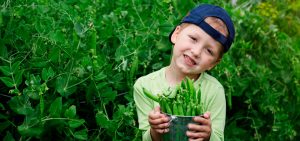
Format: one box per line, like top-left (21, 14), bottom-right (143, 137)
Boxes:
top-left (184, 55), bottom-right (196, 65)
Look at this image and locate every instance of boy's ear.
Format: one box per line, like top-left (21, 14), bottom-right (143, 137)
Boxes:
top-left (170, 26), bottom-right (181, 44)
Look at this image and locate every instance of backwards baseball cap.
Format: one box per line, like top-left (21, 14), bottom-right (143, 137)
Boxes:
top-left (169, 4), bottom-right (235, 53)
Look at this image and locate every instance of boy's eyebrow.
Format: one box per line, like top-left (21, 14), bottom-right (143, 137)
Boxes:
top-left (191, 32), bottom-right (201, 38)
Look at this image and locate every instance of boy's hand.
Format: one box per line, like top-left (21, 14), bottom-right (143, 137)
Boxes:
top-left (148, 106), bottom-right (170, 139)
top-left (186, 112), bottom-right (212, 141)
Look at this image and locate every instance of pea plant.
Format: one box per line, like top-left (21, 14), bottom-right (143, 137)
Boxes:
top-left (0, 0), bottom-right (300, 140)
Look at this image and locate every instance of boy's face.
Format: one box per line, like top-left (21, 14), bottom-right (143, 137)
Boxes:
top-left (170, 23), bottom-right (223, 75)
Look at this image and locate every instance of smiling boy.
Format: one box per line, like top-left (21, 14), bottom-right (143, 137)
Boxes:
top-left (134, 4), bottom-right (235, 141)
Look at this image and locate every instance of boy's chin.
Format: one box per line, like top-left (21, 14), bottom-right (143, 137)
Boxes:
top-left (179, 67), bottom-right (201, 75)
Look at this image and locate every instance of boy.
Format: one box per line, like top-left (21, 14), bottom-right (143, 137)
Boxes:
top-left (134, 4), bottom-right (235, 141)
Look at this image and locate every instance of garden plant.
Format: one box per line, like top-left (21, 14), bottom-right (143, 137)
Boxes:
top-left (0, 0), bottom-right (300, 140)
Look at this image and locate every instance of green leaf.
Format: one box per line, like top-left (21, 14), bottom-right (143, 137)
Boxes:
top-left (0, 40), bottom-right (8, 58)
top-left (100, 87), bottom-right (117, 104)
top-left (0, 103), bottom-right (5, 110)
top-left (88, 29), bottom-right (97, 51)
top-left (49, 97), bottom-right (62, 117)
top-left (0, 77), bottom-right (14, 87)
top-left (42, 68), bottom-right (48, 81)
top-left (11, 61), bottom-right (21, 74)
top-left (14, 69), bottom-right (23, 86)
top-left (55, 76), bottom-right (77, 97)
top-left (68, 119), bottom-right (85, 128)
top-left (17, 124), bottom-right (43, 137)
top-left (41, 67), bottom-right (55, 81)
top-left (0, 113), bottom-right (7, 120)
top-left (23, 88), bottom-right (39, 100)
top-left (25, 74), bottom-right (41, 86)
top-left (47, 67), bottom-right (55, 78)
top-left (64, 105), bottom-right (76, 118)
top-left (74, 22), bottom-right (85, 38)
top-left (95, 111), bottom-right (110, 128)
top-left (73, 129), bottom-right (88, 140)
top-left (0, 12), bottom-right (2, 26)
top-left (0, 66), bottom-right (11, 76)
top-left (3, 131), bottom-right (15, 141)
top-left (96, 82), bottom-right (108, 90)
top-left (158, 22), bottom-right (174, 37)
top-left (0, 121), bottom-right (10, 133)
top-left (40, 95), bottom-right (44, 115)
top-left (29, 58), bottom-right (48, 68)
top-left (8, 96), bottom-right (34, 115)
top-left (94, 71), bottom-right (107, 81)
top-left (49, 47), bottom-right (60, 63)
top-left (113, 105), bottom-right (133, 119)
top-left (49, 30), bottom-right (65, 43)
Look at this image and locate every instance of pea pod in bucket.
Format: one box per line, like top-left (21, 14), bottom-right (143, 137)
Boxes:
top-left (142, 77), bottom-right (204, 116)
top-left (142, 78), bottom-right (205, 141)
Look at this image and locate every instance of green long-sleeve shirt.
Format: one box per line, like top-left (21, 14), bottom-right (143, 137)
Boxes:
top-left (133, 67), bottom-right (226, 141)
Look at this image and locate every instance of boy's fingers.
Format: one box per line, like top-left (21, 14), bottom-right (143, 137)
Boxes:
top-left (151, 122), bottom-right (170, 129)
top-left (149, 111), bottom-right (167, 120)
top-left (148, 111), bottom-right (160, 119)
top-left (186, 131), bottom-right (208, 141)
top-left (149, 116), bottom-right (169, 125)
top-left (203, 112), bottom-right (211, 119)
top-left (153, 128), bottom-right (169, 134)
top-left (194, 117), bottom-right (210, 125)
top-left (194, 112), bottom-right (211, 125)
top-left (187, 123), bottom-right (210, 133)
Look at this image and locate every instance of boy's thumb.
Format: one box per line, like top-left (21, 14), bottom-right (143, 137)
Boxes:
top-left (154, 106), bottom-right (161, 113)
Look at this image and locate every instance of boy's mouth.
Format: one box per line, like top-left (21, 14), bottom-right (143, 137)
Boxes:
top-left (183, 54), bottom-right (197, 66)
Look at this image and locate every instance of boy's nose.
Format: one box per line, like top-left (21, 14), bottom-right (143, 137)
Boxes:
top-left (191, 45), bottom-right (202, 58)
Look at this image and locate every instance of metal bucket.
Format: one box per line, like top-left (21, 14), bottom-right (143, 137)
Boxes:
top-left (162, 114), bottom-right (199, 141)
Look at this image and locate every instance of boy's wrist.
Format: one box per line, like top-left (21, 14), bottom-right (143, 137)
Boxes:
top-left (150, 128), bottom-right (161, 141)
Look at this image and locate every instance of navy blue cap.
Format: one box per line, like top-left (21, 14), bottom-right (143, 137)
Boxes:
top-left (169, 4), bottom-right (235, 53)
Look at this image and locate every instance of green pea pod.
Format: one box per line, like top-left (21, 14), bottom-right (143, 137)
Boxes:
top-left (185, 78), bottom-right (195, 102)
top-left (183, 89), bottom-right (189, 104)
top-left (160, 98), bottom-right (166, 113)
top-left (165, 99), bottom-right (173, 115)
top-left (178, 102), bottom-right (184, 116)
top-left (173, 102), bottom-right (179, 115)
top-left (165, 103), bottom-right (173, 115)
top-left (183, 103), bottom-right (187, 113)
top-left (196, 104), bottom-right (203, 115)
top-left (142, 88), bottom-right (159, 102)
top-left (191, 105), bottom-right (196, 116)
top-left (89, 29), bottom-right (97, 51)
top-left (196, 88), bottom-right (201, 105)
top-left (186, 103), bottom-right (192, 116)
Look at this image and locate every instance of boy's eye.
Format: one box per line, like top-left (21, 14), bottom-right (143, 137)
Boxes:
top-left (206, 48), bottom-right (214, 56)
top-left (189, 36), bottom-right (197, 42)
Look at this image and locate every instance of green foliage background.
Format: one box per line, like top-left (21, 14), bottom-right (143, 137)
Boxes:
top-left (0, 0), bottom-right (299, 140)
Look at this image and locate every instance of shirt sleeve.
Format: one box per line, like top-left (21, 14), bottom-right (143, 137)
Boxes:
top-left (206, 86), bottom-right (226, 141)
top-left (133, 79), bottom-right (154, 141)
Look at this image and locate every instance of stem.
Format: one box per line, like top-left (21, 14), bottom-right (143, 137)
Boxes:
top-left (64, 59), bottom-right (74, 92)
top-left (92, 79), bottom-right (109, 117)
top-left (0, 56), bottom-right (10, 63)
top-left (131, 0), bottom-right (145, 27)
top-left (66, 74), bottom-right (92, 89)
